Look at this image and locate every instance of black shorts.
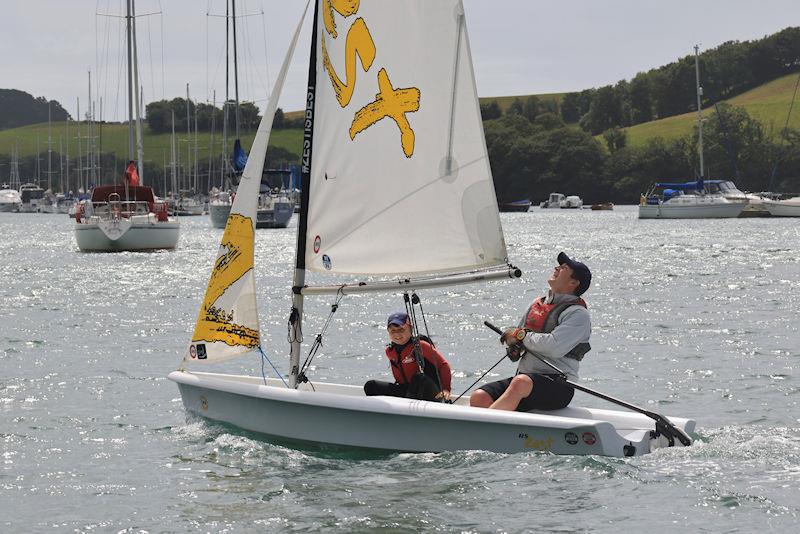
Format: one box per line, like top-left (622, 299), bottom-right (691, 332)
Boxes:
top-left (478, 373), bottom-right (574, 411)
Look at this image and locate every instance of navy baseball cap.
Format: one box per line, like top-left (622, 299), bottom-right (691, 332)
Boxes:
top-left (387, 312), bottom-right (410, 327)
top-left (557, 252), bottom-right (592, 296)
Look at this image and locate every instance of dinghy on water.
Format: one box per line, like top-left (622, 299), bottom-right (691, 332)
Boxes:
top-left (169, 0), bottom-right (694, 457)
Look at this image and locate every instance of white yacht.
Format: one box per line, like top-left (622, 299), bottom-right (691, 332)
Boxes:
top-left (762, 195), bottom-right (800, 217)
top-left (0, 186), bottom-right (22, 212)
top-left (639, 46), bottom-right (747, 220)
top-left (639, 181), bottom-right (746, 219)
top-left (75, 185), bottom-right (180, 251)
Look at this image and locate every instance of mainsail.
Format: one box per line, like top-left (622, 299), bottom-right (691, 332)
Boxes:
top-left (304, 0), bottom-right (507, 276)
top-left (187, 1), bottom-right (311, 364)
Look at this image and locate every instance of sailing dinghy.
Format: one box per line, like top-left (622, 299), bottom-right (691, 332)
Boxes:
top-left (169, 0), bottom-right (695, 457)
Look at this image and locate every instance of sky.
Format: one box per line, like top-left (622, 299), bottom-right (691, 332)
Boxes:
top-left (2, 0), bottom-right (799, 122)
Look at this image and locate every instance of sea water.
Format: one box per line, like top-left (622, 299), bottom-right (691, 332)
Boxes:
top-left (1, 206), bottom-right (798, 532)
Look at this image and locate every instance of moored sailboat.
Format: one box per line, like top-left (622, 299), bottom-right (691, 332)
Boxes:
top-left (639, 46), bottom-right (746, 219)
top-left (74, 0), bottom-right (179, 251)
top-left (169, 0), bottom-right (694, 457)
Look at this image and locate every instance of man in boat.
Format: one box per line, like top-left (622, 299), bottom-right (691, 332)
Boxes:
top-left (364, 312), bottom-right (452, 402)
top-left (470, 252), bottom-right (592, 411)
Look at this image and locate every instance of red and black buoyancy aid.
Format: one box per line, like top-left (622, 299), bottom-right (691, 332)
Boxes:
top-left (385, 339), bottom-right (449, 390)
top-left (522, 297), bottom-right (591, 360)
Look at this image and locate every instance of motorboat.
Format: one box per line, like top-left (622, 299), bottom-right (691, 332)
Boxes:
top-left (540, 192), bottom-right (564, 208)
top-left (560, 195), bottom-right (583, 209)
top-left (590, 202), bottom-right (614, 211)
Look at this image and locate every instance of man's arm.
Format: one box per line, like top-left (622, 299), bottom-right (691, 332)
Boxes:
top-left (520, 306), bottom-right (591, 359)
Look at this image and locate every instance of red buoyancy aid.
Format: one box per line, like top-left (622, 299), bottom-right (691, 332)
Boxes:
top-left (385, 339), bottom-right (452, 391)
top-left (522, 297), bottom-right (591, 360)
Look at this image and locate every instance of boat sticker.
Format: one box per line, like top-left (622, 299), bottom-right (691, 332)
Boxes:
top-left (582, 432), bottom-right (597, 445)
top-left (200, 396), bottom-right (208, 411)
top-left (192, 214), bottom-right (260, 348)
top-left (321, 1), bottom-right (420, 157)
top-left (314, 235), bottom-right (321, 253)
top-left (522, 435), bottom-right (554, 451)
top-left (196, 343), bottom-right (207, 360)
top-left (564, 432), bottom-right (578, 445)
top-left (323, 254), bottom-right (332, 270)
top-left (189, 345), bottom-right (197, 359)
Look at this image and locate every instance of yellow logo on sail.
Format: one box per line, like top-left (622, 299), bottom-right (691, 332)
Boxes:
top-left (322, 0), bottom-right (420, 158)
top-left (192, 214), bottom-right (259, 348)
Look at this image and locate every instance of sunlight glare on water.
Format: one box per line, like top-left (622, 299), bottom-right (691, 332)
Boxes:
top-left (1, 207), bottom-right (798, 532)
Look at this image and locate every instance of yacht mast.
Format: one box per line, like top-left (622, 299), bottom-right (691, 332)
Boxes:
top-left (126, 0), bottom-right (134, 163)
top-left (232, 0), bottom-right (240, 139)
top-left (694, 44), bottom-right (704, 186)
top-left (132, 2), bottom-right (144, 182)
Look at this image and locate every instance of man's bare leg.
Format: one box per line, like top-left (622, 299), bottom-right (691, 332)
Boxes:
top-left (489, 375), bottom-right (533, 411)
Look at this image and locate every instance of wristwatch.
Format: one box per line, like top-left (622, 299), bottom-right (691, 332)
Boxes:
top-left (513, 328), bottom-right (526, 342)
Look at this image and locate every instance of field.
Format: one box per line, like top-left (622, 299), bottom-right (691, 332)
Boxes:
top-left (2, 74), bottom-right (797, 159)
top-left (624, 73), bottom-right (800, 146)
top-left (0, 121), bottom-right (304, 165)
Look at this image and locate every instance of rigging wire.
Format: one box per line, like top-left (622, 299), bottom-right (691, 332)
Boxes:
top-left (296, 288), bottom-right (346, 386)
top-left (259, 346), bottom-right (288, 387)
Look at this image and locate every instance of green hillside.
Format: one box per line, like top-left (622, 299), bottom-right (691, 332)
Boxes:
top-left (624, 73), bottom-right (800, 146)
top-left (0, 121), bottom-right (303, 164)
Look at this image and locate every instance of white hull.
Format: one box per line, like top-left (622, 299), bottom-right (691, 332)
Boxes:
top-left (0, 202), bottom-right (20, 212)
top-left (762, 197), bottom-right (800, 217)
top-left (75, 216), bottom-right (180, 251)
top-left (169, 371), bottom-right (695, 457)
top-left (208, 202), bottom-right (232, 229)
top-left (639, 199), bottom-right (746, 219)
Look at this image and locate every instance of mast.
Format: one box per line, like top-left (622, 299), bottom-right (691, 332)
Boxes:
top-left (47, 102), bottom-right (52, 192)
top-left (65, 116), bottom-right (70, 194)
top-left (289, 0), bottom-right (320, 388)
top-left (132, 2), bottom-right (144, 183)
top-left (76, 98), bottom-right (83, 191)
top-left (126, 0), bottom-right (134, 163)
top-left (186, 83), bottom-right (191, 193)
top-left (171, 110), bottom-right (177, 197)
top-left (694, 44), bottom-right (704, 189)
top-left (208, 90), bottom-right (216, 193)
top-left (232, 0), bottom-right (241, 139)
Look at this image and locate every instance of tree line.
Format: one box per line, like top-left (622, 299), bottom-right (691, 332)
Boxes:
top-left (484, 101), bottom-right (800, 204)
top-left (560, 27), bottom-right (800, 135)
top-left (144, 99), bottom-right (305, 134)
top-left (0, 89), bottom-right (70, 130)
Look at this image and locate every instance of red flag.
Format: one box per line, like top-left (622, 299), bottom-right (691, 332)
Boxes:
top-left (124, 161), bottom-right (140, 186)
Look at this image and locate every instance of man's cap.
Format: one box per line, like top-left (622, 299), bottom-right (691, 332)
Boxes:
top-left (387, 311), bottom-right (410, 327)
top-left (557, 252), bottom-right (592, 296)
